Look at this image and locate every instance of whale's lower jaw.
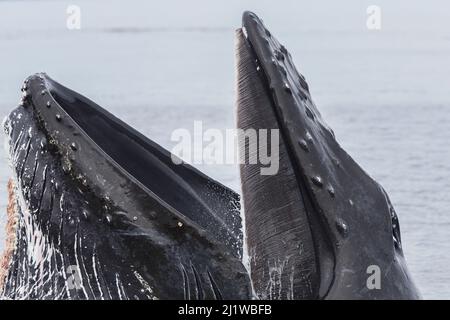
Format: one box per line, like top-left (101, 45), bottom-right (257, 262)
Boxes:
top-left (236, 28), bottom-right (324, 299)
top-left (237, 11), bottom-right (421, 299)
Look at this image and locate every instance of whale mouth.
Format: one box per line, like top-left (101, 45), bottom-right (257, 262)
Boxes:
top-left (0, 11), bottom-right (417, 300)
top-left (0, 74), bottom-right (252, 300)
top-left (236, 12), bottom-right (337, 299)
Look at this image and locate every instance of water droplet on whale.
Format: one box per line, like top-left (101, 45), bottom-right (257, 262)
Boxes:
top-left (327, 185), bottom-right (335, 198)
top-left (335, 219), bottom-right (348, 237)
top-left (40, 138), bottom-right (47, 150)
top-left (19, 96), bottom-right (27, 107)
top-left (283, 82), bottom-right (292, 94)
top-left (82, 209), bottom-right (90, 220)
top-left (298, 139), bottom-right (309, 152)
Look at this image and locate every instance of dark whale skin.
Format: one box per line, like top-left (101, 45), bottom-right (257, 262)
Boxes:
top-left (239, 11), bottom-right (421, 299)
top-left (0, 11), bottom-right (422, 300)
top-left (0, 74), bottom-right (252, 300)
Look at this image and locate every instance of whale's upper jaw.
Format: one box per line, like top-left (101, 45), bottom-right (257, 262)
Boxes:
top-left (1, 73), bottom-right (252, 299)
top-left (238, 11), bottom-right (420, 299)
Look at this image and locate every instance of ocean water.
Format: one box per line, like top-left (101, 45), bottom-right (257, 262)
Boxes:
top-left (0, 0), bottom-right (449, 299)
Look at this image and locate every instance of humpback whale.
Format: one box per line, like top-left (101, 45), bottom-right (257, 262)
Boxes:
top-left (0, 11), bottom-right (420, 300)
top-left (236, 11), bottom-right (420, 299)
top-left (0, 74), bottom-right (252, 299)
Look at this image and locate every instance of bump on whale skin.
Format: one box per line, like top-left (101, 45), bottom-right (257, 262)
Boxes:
top-left (0, 74), bottom-right (252, 300)
top-left (237, 11), bottom-right (421, 299)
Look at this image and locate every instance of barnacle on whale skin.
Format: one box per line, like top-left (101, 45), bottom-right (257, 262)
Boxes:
top-left (0, 179), bottom-right (19, 294)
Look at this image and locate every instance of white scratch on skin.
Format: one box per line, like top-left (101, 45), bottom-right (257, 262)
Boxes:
top-left (73, 232), bottom-right (88, 299)
top-left (59, 193), bottom-right (65, 212)
top-left (91, 250), bottom-right (104, 300)
top-left (115, 273), bottom-right (127, 300)
top-left (3, 171), bottom-right (69, 300)
top-left (288, 265), bottom-right (295, 300)
top-left (78, 234), bottom-right (95, 297)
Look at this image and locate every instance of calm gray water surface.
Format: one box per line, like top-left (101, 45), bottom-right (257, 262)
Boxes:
top-left (0, 0), bottom-right (449, 299)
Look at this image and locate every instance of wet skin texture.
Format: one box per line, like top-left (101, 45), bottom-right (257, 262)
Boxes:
top-left (237, 11), bottom-right (420, 299)
top-left (1, 74), bottom-right (251, 300)
top-left (0, 11), bottom-right (420, 300)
